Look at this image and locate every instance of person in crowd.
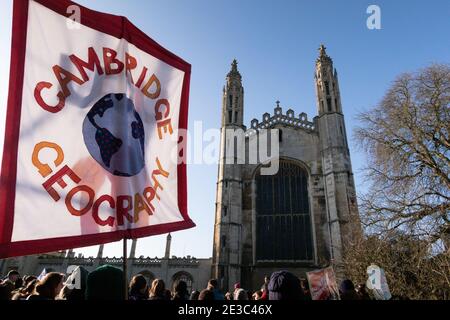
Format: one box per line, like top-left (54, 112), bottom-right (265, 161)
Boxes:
top-left (148, 279), bottom-right (167, 300)
top-left (300, 278), bottom-right (311, 300)
top-left (260, 275), bottom-right (270, 300)
top-left (23, 275), bottom-right (37, 286)
top-left (339, 279), bottom-right (361, 300)
top-left (14, 277), bottom-right (23, 290)
top-left (5, 270), bottom-right (20, 285)
top-left (10, 279), bottom-right (21, 299)
top-left (207, 279), bottom-right (224, 300)
top-left (233, 288), bottom-right (248, 300)
top-left (128, 274), bottom-right (148, 301)
top-left (11, 279), bottom-right (37, 300)
top-left (268, 270), bottom-right (304, 300)
top-left (172, 280), bottom-right (189, 301)
top-left (189, 290), bottom-right (200, 300)
top-left (57, 285), bottom-right (73, 300)
top-left (355, 283), bottom-right (371, 300)
top-left (252, 290), bottom-right (263, 300)
top-left (86, 265), bottom-right (124, 300)
top-left (0, 270), bottom-right (20, 300)
top-left (0, 280), bottom-right (15, 300)
top-left (27, 272), bottom-right (65, 300)
top-left (224, 292), bottom-right (233, 300)
top-left (198, 288), bottom-right (214, 301)
top-left (232, 282), bottom-right (241, 300)
top-left (164, 289), bottom-right (172, 300)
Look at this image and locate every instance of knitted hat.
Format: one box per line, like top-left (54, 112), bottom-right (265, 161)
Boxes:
top-left (268, 270), bottom-right (303, 300)
top-left (86, 264), bottom-right (124, 300)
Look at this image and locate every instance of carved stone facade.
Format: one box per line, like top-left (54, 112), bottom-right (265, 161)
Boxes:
top-left (212, 46), bottom-right (360, 291)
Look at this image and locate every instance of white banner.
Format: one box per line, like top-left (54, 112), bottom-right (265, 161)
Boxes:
top-left (0, 0), bottom-right (194, 258)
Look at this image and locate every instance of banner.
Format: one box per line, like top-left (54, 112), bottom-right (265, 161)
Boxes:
top-left (0, 0), bottom-right (194, 258)
top-left (306, 266), bottom-right (340, 300)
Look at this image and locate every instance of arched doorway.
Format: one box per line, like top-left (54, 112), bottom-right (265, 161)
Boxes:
top-left (255, 159), bottom-right (314, 261)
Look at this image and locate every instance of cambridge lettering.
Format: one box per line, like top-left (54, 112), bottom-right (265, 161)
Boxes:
top-left (34, 46), bottom-right (173, 140)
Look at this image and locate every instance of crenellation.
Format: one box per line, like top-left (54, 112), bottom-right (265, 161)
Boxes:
top-left (246, 106), bottom-right (315, 137)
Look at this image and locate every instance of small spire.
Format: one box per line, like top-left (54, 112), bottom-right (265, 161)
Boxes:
top-left (319, 44), bottom-right (327, 57)
top-left (227, 58), bottom-right (241, 79)
top-left (231, 59), bottom-right (238, 71)
top-left (276, 100), bottom-right (280, 107)
top-left (317, 44), bottom-right (332, 64)
top-left (165, 233), bottom-right (172, 259)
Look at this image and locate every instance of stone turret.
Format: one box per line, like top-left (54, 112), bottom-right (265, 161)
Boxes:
top-left (315, 45), bottom-right (360, 274)
top-left (212, 60), bottom-right (245, 291)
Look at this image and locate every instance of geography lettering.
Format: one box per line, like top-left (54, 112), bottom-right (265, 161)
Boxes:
top-left (32, 141), bottom-right (168, 227)
top-left (0, 0), bottom-right (194, 258)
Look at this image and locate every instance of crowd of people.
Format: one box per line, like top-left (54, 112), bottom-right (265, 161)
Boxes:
top-left (0, 266), bottom-right (383, 301)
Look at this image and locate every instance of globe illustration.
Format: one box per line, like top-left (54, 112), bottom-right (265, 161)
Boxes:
top-left (82, 93), bottom-right (145, 177)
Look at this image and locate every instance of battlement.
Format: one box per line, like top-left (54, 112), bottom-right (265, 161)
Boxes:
top-left (245, 102), bottom-right (316, 137)
top-left (35, 255), bottom-right (204, 267)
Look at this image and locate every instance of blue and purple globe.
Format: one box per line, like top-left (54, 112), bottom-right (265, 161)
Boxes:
top-left (82, 93), bottom-right (145, 177)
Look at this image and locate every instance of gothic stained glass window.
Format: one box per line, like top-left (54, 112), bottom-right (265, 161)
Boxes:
top-left (255, 161), bottom-right (313, 261)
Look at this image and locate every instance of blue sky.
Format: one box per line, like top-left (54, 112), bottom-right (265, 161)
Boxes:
top-left (0, 0), bottom-right (449, 259)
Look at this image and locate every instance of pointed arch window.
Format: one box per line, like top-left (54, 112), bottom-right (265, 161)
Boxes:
top-left (255, 160), bottom-right (313, 261)
top-left (325, 81), bottom-right (330, 95)
top-left (221, 235), bottom-right (227, 248)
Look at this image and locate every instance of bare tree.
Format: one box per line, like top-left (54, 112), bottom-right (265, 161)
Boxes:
top-left (343, 232), bottom-right (450, 300)
top-left (354, 64), bottom-right (450, 245)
